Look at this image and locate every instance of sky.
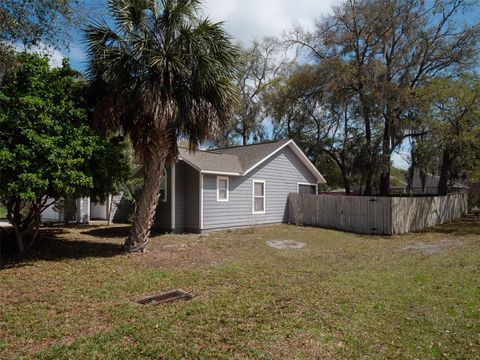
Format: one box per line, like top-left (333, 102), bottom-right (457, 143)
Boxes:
top-left (62, 0), bottom-right (340, 70)
top-left (53, 0), bottom-right (411, 169)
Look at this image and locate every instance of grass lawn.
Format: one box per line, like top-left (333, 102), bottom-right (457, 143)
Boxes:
top-left (0, 206), bottom-right (6, 219)
top-left (1, 219), bottom-right (479, 359)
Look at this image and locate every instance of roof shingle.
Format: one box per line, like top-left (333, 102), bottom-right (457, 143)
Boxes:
top-left (178, 148), bottom-right (243, 173)
top-left (178, 139), bottom-right (290, 174)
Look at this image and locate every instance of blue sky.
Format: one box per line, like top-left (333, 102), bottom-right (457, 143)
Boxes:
top-left (63, 0), bottom-right (338, 71)
top-left (53, 0), bottom-right (477, 170)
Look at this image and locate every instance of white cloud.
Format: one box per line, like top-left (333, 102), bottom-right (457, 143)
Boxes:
top-left (201, 0), bottom-right (338, 44)
top-left (13, 43), bottom-right (65, 68)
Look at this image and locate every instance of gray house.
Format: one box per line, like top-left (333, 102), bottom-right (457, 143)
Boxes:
top-left (42, 139), bottom-right (326, 232)
top-left (156, 139), bottom-right (326, 232)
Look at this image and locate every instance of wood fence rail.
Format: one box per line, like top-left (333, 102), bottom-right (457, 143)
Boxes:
top-left (288, 193), bottom-right (467, 235)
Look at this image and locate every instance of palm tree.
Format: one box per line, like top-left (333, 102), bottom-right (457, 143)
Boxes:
top-left (85, 0), bottom-right (239, 252)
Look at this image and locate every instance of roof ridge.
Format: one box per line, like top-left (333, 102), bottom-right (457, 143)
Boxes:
top-left (179, 147), bottom-right (235, 155)
top-left (207, 139), bottom-right (288, 152)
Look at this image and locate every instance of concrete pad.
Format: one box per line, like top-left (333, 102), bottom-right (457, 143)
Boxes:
top-left (266, 240), bottom-right (305, 249)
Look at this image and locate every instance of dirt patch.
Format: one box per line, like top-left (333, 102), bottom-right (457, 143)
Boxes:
top-left (266, 240), bottom-right (305, 249)
top-left (401, 240), bottom-right (462, 255)
top-left (139, 244), bottom-right (218, 269)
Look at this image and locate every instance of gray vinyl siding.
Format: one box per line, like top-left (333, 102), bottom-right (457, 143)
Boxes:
top-left (202, 146), bottom-right (317, 231)
top-left (41, 197), bottom-right (79, 223)
top-left (41, 198), bottom-right (62, 222)
top-left (106, 161), bottom-right (199, 230)
top-left (111, 192), bottom-right (132, 222)
top-left (182, 162), bottom-right (200, 231)
top-left (153, 167), bottom-right (172, 230)
top-left (174, 162), bottom-right (186, 230)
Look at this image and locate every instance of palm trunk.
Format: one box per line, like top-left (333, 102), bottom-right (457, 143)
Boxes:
top-left (124, 151), bottom-right (166, 253)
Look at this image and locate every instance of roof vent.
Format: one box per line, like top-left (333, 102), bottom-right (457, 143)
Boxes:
top-left (138, 289), bottom-right (195, 306)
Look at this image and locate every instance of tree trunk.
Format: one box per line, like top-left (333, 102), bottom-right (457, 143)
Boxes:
top-left (26, 208), bottom-right (42, 252)
top-left (242, 133), bottom-right (247, 145)
top-left (379, 163), bottom-right (391, 196)
top-left (363, 105), bottom-right (373, 196)
top-left (420, 168), bottom-right (427, 194)
top-left (407, 145), bottom-right (417, 195)
top-left (364, 170), bottom-right (373, 196)
top-left (6, 205), bottom-right (41, 254)
top-left (341, 168), bottom-right (351, 195)
top-left (124, 151), bottom-right (167, 253)
top-left (379, 118), bottom-right (391, 196)
top-left (11, 223), bottom-right (25, 254)
top-left (438, 148), bottom-right (452, 196)
top-left (7, 206), bottom-right (26, 254)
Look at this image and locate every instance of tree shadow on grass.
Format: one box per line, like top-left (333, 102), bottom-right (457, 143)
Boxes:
top-left (82, 225), bottom-right (168, 238)
top-left (81, 225), bottom-right (132, 238)
top-left (0, 227), bottom-right (124, 270)
top-left (421, 216), bottom-right (480, 236)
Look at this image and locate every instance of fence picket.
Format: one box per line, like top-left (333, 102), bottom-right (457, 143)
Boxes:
top-left (288, 193), bottom-right (467, 235)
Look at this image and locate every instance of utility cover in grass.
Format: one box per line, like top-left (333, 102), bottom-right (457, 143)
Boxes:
top-left (266, 240), bottom-right (305, 249)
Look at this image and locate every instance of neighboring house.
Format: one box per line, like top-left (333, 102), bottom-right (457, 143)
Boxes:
top-left (41, 197), bottom-right (88, 223)
top-left (390, 168), bottom-right (469, 195)
top-left (41, 139), bottom-right (326, 232)
top-left (41, 194), bottom-right (131, 224)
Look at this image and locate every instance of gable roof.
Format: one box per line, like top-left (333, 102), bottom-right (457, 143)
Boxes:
top-left (178, 148), bottom-right (243, 175)
top-left (210, 139), bottom-right (291, 171)
top-left (178, 139), bottom-right (326, 183)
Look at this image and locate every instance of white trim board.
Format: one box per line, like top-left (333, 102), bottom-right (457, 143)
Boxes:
top-left (252, 179), bottom-right (266, 214)
top-left (202, 170), bottom-right (241, 176)
top-left (171, 163), bottom-right (176, 230)
top-left (288, 141), bottom-right (326, 183)
top-left (199, 173), bottom-right (204, 230)
top-left (216, 176), bottom-right (229, 202)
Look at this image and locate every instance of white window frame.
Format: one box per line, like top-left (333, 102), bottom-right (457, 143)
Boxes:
top-left (252, 179), bottom-right (266, 214)
top-left (297, 182), bottom-right (318, 194)
top-left (216, 176), bottom-right (229, 202)
top-left (159, 175), bottom-right (167, 203)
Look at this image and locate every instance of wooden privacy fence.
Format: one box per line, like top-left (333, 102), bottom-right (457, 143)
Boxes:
top-left (288, 193), bottom-right (468, 235)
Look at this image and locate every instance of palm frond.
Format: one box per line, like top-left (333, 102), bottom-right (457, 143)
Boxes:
top-left (84, 0), bottom-right (240, 160)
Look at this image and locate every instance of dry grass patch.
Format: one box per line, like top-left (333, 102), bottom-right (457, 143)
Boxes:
top-left (1, 220), bottom-right (480, 359)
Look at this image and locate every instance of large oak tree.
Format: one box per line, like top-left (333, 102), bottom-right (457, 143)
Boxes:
top-left (289, 0), bottom-right (479, 195)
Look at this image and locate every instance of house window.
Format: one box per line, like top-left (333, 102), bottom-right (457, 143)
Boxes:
top-left (252, 180), bottom-right (265, 214)
top-left (159, 175), bottom-right (167, 202)
top-left (298, 183), bottom-right (317, 194)
top-left (217, 176), bottom-right (229, 202)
